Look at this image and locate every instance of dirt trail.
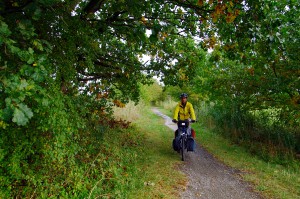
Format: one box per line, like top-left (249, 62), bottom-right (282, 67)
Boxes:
top-left (152, 108), bottom-right (263, 199)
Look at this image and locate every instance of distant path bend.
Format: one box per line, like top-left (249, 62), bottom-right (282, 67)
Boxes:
top-left (152, 107), bottom-right (263, 199)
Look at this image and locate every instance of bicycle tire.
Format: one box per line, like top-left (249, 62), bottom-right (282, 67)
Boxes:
top-left (181, 137), bottom-right (184, 161)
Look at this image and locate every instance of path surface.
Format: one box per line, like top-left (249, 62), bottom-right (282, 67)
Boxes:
top-left (152, 108), bottom-right (263, 199)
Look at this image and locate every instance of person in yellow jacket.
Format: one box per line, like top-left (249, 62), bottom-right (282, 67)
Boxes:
top-left (172, 93), bottom-right (196, 138)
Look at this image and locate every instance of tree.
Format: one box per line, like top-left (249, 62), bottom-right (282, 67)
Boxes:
top-left (0, 0), bottom-right (240, 127)
top-left (214, 0), bottom-right (300, 116)
top-left (140, 80), bottom-right (163, 105)
top-left (188, 0), bottom-right (300, 160)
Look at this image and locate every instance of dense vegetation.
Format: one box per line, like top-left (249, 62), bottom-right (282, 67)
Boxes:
top-left (0, 0), bottom-right (299, 197)
top-left (164, 1), bottom-right (300, 165)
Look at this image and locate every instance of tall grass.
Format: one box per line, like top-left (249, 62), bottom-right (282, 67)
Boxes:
top-left (158, 99), bottom-right (178, 111)
top-left (113, 101), bottom-right (144, 122)
top-left (196, 102), bottom-right (300, 167)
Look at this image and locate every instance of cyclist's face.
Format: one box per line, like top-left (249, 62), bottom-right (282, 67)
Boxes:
top-left (181, 97), bottom-right (187, 104)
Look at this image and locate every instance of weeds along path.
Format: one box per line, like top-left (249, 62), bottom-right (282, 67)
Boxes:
top-left (152, 108), bottom-right (263, 199)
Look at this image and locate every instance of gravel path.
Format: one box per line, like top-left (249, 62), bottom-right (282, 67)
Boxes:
top-left (152, 108), bottom-right (263, 199)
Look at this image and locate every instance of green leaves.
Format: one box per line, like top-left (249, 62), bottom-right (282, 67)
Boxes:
top-left (0, 21), bottom-right (11, 37)
top-left (12, 103), bottom-right (33, 126)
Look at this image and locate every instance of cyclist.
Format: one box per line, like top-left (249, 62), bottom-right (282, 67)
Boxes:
top-left (172, 93), bottom-right (196, 138)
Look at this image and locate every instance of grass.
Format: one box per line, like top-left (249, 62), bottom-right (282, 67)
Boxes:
top-left (197, 127), bottom-right (300, 199)
top-left (113, 103), bottom-right (186, 198)
top-left (156, 106), bottom-right (300, 199)
top-left (85, 108), bottom-right (186, 198)
top-left (157, 99), bottom-right (178, 111)
top-left (113, 101), bottom-right (143, 122)
top-left (129, 108), bottom-right (186, 198)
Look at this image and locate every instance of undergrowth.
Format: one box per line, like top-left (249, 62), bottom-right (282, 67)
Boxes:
top-left (200, 103), bottom-right (300, 168)
top-left (0, 121), bottom-right (143, 198)
top-left (0, 102), bottom-right (185, 198)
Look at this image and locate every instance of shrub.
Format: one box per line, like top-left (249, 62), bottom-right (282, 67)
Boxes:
top-left (197, 101), bottom-right (300, 166)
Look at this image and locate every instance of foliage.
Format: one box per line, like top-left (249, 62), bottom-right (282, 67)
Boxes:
top-left (0, 0), bottom-right (240, 127)
top-left (139, 80), bottom-right (163, 105)
top-left (186, 0), bottom-right (300, 162)
top-left (176, 0), bottom-right (300, 163)
top-left (144, 0), bottom-right (300, 164)
top-left (212, 0), bottom-right (300, 115)
top-left (3, 124), bottom-right (145, 198)
top-left (189, 46), bottom-right (300, 162)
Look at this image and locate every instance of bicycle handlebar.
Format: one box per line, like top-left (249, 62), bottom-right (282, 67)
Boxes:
top-left (172, 119), bottom-right (197, 123)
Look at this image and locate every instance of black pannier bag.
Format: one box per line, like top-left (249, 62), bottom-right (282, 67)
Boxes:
top-left (187, 137), bottom-right (195, 151)
top-left (172, 136), bottom-right (181, 151)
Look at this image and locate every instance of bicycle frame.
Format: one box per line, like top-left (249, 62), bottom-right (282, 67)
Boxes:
top-left (177, 120), bottom-right (190, 161)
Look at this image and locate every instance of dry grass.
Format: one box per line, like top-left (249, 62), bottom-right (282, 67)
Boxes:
top-left (113, 101), bottom-right (145, 122)
top-left (158, 99), bottom-right (177, 111)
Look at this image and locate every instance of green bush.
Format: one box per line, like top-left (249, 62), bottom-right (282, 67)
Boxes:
top-left (0, 113), bottom-right (142, 198)
top-left (197, 101), bottom-right (300, 166)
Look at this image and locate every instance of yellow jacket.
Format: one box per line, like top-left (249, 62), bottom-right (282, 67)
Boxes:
top-left (173, 101), bottom-right (196, 121)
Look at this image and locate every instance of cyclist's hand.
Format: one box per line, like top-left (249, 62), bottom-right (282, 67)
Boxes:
top-left (172, 119), bottom-right (177, 123)
top-left (191, 120), bottom-right (196, 123)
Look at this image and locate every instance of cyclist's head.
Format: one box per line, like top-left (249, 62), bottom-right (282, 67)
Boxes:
top-left (180, 93), bottom-right (188, 99)
top-left (180, 93), bottom-right (188, 104)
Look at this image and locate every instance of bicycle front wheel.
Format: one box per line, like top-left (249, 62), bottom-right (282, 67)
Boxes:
top-left (181, 138), bottom-right (184, 161)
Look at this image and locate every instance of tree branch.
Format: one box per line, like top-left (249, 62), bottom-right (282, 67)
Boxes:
top-left (0, 0), bottom-right (34, 16)
top-left (83, 0), bottom-right (106, 14)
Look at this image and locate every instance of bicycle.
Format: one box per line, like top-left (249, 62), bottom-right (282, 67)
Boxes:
top-left (173, 120), bottom-right (195, 161)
